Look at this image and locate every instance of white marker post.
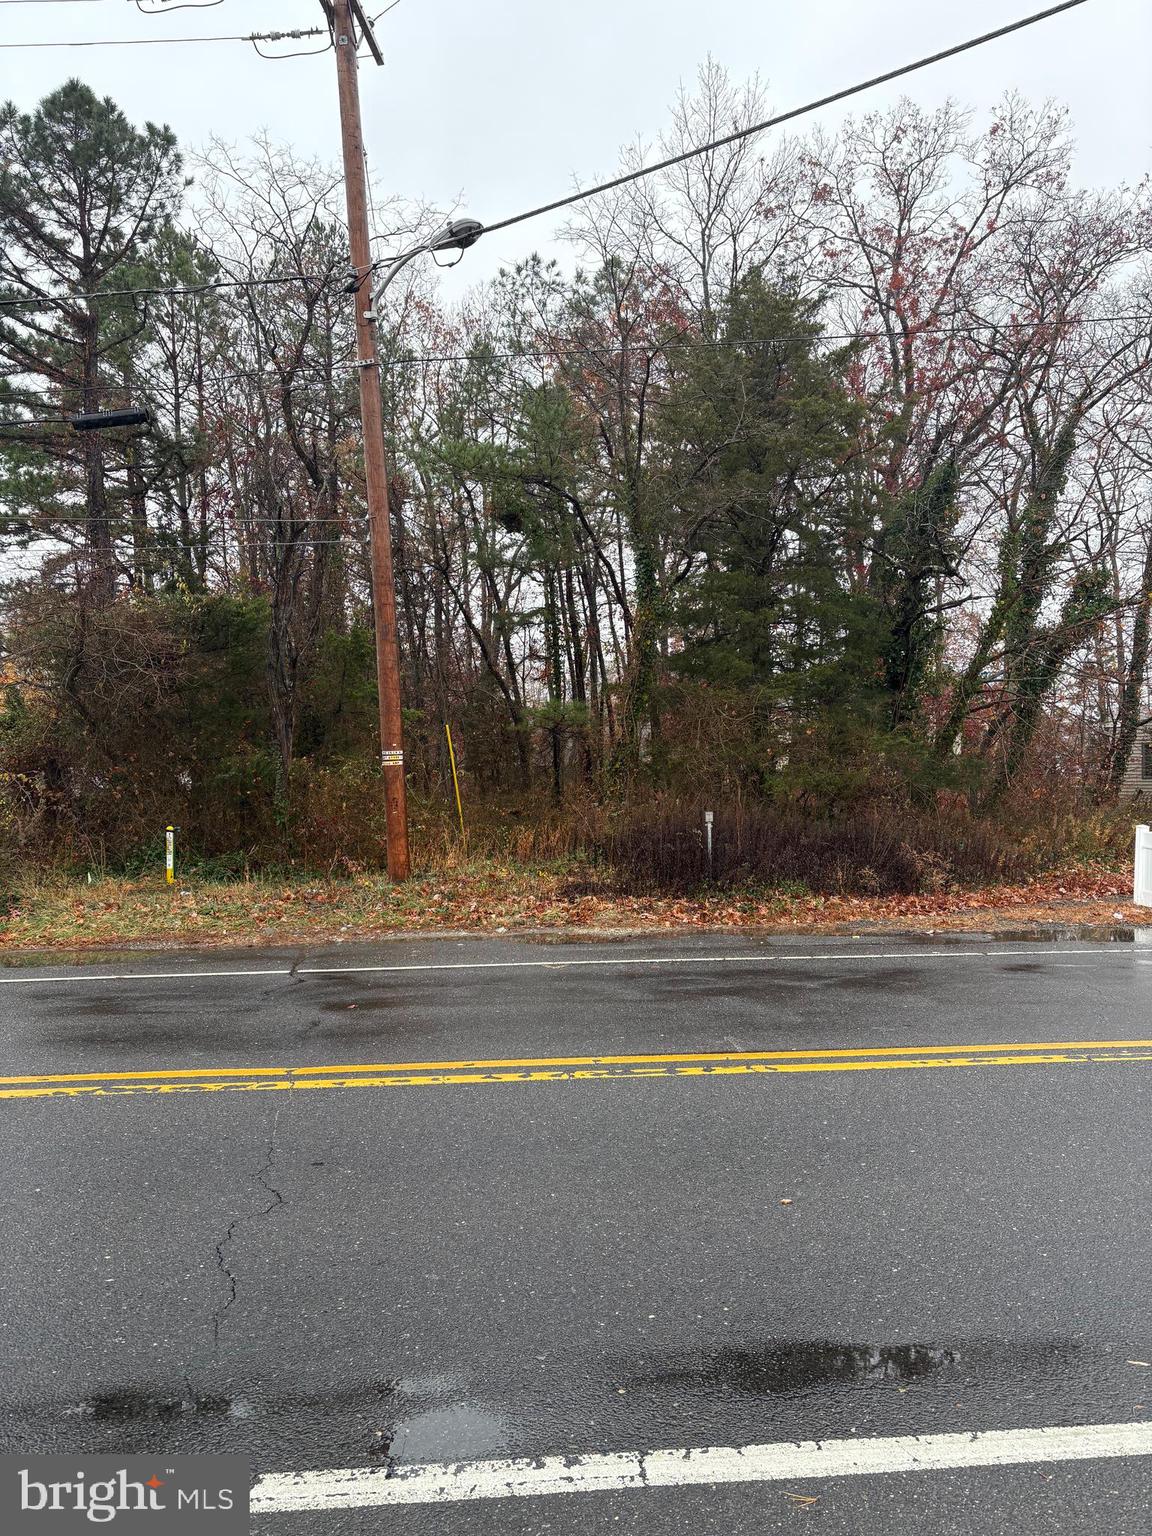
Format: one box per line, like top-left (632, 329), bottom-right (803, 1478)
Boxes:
top-left (703, 810), bottom-right (714, 881)
top-left (1135, 825), bottom-right (1152, 906)
top-left (165, 825), bottom-right (175, 886)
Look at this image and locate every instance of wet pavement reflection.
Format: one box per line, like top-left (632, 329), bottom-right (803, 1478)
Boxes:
top-left (626, 1340), bottom-right (959, 1395)
top-left (8, 1334), bottom-right (1149, 1471)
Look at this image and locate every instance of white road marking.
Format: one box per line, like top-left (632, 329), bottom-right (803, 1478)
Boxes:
top-left (251, 1421), bottom-right (1152, 1511)
top-left (0, 946), bottom-right (1138, 985)
top-left (0, 966), bottom-right (291, 984)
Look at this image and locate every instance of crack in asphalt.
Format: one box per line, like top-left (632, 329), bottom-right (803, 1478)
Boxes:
top-left (211, 1106), bottom-right (284, 1352)
top-left (211, 1220), bottom-right (241, 1351)
top-left (286, 955), bottom-right (325, 1045)
top-left (249, 953), bottom-right (306, 1016)
top-left (256, 1106), bottom-right (285, 1214)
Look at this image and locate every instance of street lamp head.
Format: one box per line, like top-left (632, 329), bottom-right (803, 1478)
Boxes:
top-left (370, 219), bottom-right (486, 314)
top-left (70, 408), bottom-right (151, 432)
top-left (428, 219), bottom-right (485, 254)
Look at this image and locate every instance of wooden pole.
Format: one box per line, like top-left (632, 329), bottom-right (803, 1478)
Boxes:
top-left (330, 0), bottom-right (410, 879)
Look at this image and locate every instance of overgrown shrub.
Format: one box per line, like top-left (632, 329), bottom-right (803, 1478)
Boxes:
top-left (588, 799), bottom-right (1131, 897)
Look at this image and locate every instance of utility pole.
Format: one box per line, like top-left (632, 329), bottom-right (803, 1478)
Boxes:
top-left (325, 0), bottom-right (410, 880)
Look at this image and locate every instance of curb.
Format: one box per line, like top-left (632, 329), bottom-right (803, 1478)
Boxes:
top-left (0, 915), bottom-right (1148, 966)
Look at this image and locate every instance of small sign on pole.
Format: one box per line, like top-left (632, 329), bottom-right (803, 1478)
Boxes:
top-left (703, 809), bottom-right (714, 880)
top-left (165, 825), bottom-right (175, 886)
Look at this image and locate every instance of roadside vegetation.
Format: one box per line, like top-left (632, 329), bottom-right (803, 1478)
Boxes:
top-left (1, 74), bottom-right (1150, 944)
top-left (0, 795), bottom-right (1141, 951)
top-left (1, 855), bottom-right (1142, 953)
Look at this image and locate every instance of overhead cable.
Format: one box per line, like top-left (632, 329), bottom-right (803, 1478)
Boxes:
top-left (480, 1), bottom-right (1093, 235)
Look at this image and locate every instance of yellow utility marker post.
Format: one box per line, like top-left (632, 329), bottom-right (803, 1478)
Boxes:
top-left (445, 724), bottom-right (466, 844)
top-left (165, 825), bottom-right (175, 886)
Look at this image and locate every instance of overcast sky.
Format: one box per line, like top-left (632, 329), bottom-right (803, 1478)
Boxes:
top-left (2, 0), bottom-right (1150, 303)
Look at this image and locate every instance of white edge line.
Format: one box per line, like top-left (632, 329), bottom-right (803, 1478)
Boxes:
top-left (0, 966), bottom-right (291, 985)
top-left (0, 947), bottom-right (1137, 985)
top-left (250, 1421), bottom-right (1152, 1511)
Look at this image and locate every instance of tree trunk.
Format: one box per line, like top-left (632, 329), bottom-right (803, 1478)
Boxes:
top-left (1108, 521), bottom-right (1152, 795)
top-left (127, 441), bottom-right (151, 592)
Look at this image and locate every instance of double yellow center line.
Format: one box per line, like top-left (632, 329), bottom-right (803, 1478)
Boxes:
top-left (3, 1039), bottom-right (1152, 1102)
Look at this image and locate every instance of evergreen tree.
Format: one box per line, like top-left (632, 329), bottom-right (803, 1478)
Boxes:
top-left (663, 274), bottom-right (878, 790)
top-left (0, 81), bottom-right (185, 601)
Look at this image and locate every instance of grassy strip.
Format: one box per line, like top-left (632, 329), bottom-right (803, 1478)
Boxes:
top-left (0, 860), bottom-right (1142, 952)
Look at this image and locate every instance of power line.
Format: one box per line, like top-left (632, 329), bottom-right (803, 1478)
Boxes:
top-left (373, 312), bottom-right (1152, 368)
top-left (0, 1), bottom-right (1100, 325)
top-left (1, 311), bottom-right (1145, 407)
top-left (0, 417), bottom-right (82, 429)
top-left (3, 514), bottom-right (368, 524)
top-left (0, 25), bottom-right (324, 46)
top-left (112, 308), bottom-right (1152, 379)
top-left (0, 273), bottom-right (329, 312)
top-left (3, 516), bottom-right (367, 530)
top-left (1, 522), bottom-right (369, 543)
top-left (480, 0), bottom-right (1093, 236)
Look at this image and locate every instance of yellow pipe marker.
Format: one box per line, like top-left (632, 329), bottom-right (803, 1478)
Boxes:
top-left (445, 724), bottom-right (466, 843)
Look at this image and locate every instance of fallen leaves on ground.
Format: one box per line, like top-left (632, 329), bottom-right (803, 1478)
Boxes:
top-left (0, 859), bottom-right (1145, 953)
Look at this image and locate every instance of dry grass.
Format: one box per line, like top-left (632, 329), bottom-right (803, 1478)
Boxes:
top-left (0, 858), bottom-right (1143, 953)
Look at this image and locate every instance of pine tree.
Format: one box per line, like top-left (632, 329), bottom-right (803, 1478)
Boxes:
top-left (0, 81), bottom-right (185, 601)
top-left (664, 274), bottom-right (877, 788)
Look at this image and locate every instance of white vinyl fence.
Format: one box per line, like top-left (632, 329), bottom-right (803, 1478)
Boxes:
top-left (1134, 825), bottom-right (1152, 907)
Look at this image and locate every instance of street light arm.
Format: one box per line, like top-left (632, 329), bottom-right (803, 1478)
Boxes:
top-left (368, 218), bottom-right (485, 317)
top-left (367, 243), bottom-right (429, 314)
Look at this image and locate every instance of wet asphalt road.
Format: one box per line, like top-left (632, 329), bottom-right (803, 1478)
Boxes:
top-left (2, 931), bottom-right (1152, 1532)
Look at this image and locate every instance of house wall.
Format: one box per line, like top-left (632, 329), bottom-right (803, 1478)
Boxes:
top-left (1120, 737), bottom-right (1152, 796)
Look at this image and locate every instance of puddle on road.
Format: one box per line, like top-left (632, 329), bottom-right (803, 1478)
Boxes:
top-left (770, 926), bottom-right (1146, 947)
top-left (0, 950), bottom-right (162, 971)
top-left (65, 1382), bottom-right (399, 1427)
top-left (628, 1340), bottom-right (959, 1397)
top-left (58, 1377), bottom-right (501, 1465)
top-left (989, 926), bottom-right (1141, 944)
top-left (69, 1389), bottom-right (234, 1423)
top-left (388, 1403), bottom-right (510, 1462)
top-left (18, 1334), bottom-right (1150, 1468)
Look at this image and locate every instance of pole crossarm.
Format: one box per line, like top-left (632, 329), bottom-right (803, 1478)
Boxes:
top-left (321, 0), bottom-right (384, 65)
top-left (349, 0), bottom-right (384, 65)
